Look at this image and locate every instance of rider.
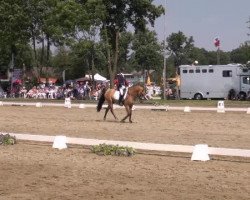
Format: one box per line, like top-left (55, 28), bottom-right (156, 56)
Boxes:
top-left (116, 70), bottom-right (128, 106)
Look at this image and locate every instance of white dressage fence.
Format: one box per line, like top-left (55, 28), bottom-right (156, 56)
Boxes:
top-left (1, 101), bottom-right (250, 113)
top-left (5, 132), bottom-right (250, 158)
top-left (1, 101), bottom-right (250, 160)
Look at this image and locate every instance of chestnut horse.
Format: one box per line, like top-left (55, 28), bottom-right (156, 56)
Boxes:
top-left (97, 84), bottom-right (147, 123)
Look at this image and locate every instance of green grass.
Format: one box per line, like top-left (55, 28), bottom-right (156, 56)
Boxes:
top-left (91, 143), bottom-right (135, 156)
top-left (0, 134), bottom-right (16, 145)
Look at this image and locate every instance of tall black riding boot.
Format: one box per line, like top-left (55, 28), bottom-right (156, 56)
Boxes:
top-left (118, 95), bottom-right (123, 106)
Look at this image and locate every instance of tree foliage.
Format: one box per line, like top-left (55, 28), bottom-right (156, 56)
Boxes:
top-left (230, 43), bottom-right (250, 64)
top-left (131, 29), bottom-right (163, 72)
top-left (0, 0), bottom-right (31, 70)
top-left (0, 0), bottom-right (249, 85)
top-left (96, 0), bottom-right (164, 87)
top-left (166, 31), bottom-right (194, 69)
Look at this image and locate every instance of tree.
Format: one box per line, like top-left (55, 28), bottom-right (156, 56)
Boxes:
top-left (188, 47), bottom-right (209, 65)
top-left (26, 0), bottom-right (85, 80)
top-left (189, 47), bottom-right (230, 65)
top-left (130, 29), bottom-right (163, 83)
top-left (65, 39), bottom-right (107, 80)
top-left (166, 31), bottom-right (194, 72)
top-left (94, 0), bottom-right (164, 88)
top-left (117, 31), bottom-right (133, 71)
top-left (63, 0), bottom-right (106, 82)
top-left (230, 43), bottom-right (250, 64)
top-left (247, 16), bottom-right (250, 40)
top-left (50, 46), bottom-right (71, 82)
top-left (0, 0), bottom-right (30, 68)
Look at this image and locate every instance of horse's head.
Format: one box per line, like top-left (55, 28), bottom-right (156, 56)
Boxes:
top-left (139, 86), bottom-right (149, 101)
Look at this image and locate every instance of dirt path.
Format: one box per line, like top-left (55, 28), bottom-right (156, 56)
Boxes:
top-left (0, 105), bottom-right (249, 200)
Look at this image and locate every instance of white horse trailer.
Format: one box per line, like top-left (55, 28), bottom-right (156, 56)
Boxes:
top-left (179, 64), bottom-right (250, 100)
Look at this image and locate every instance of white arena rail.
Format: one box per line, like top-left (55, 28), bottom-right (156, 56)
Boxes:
top-left (1, 101), bottom-right (249, 112)
top-left (6, 132), bottom-right (250, 158)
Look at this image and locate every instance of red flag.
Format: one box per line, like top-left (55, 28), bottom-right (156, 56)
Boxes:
top-left (214, 37), bottom-right (220, 47)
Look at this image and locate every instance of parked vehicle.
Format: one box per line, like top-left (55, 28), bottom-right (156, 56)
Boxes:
top-left (179, 64), bottom-right (250, 100)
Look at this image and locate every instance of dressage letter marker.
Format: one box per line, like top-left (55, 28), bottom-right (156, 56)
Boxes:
top-left (64, 98), bottom-right (71, 108)
top-left (79, 104), bottom-right (85, 109)
top-left (184, 106), bottom-right (191, 112)
top-left (0, 101), bottom-right (3, 106)
top-left (247, 108), bottom-right (250, 114)
top-left (217, 101), bottom-right (225, 113)
top-left (191, 144), bottom-right (210, 161)
top-left (52, 136), bottom-right (67, 150)
top-left (35, 102), bottom-right (42, 108)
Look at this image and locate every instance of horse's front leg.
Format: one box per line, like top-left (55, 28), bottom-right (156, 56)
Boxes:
top-left (103, 105), bottom-right (110, 120)
top-left (121, 105), bottom-right (132, 123)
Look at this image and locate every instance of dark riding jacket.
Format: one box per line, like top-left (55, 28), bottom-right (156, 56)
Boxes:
top-left (116, 74), bottom-right (128, 90)
top-left (117, 74), bottom-right (125, 86)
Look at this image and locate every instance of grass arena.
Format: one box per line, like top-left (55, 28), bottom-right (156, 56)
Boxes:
top-left (0, 102), bottom-right (249, 200)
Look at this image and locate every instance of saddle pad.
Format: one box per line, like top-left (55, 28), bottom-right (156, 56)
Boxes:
top-left (113, 91), bottom-right (120, 100)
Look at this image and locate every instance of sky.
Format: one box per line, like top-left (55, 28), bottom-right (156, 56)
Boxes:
top-left (153, 0), bottom-right (250, 51)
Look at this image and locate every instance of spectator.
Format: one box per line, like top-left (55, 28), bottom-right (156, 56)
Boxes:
top-left (83, 81), bottom-right (91, 99)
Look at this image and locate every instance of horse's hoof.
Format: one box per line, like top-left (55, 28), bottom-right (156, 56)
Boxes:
top-left (129, 121), bottom-right (133, 123)
top-left (120, 120), bottom-right (125, 123)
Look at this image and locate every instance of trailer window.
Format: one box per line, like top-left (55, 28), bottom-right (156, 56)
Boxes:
top-left (189, 69), bottom-right (194, 73)
top-left (202, 69), bottom-right (207, 73)
top-left (195, 69), bottom-right (200, 73)
top-left (209, 69), bottom-right (214, 73)
top-left (242, 68), bottom-right (248, 73)
top-left (222, 70), bottom-right (232, 77)
top-left (182, 70), bottom-right (187, 73)
top-left (243, 77), bottom-right (250, 85)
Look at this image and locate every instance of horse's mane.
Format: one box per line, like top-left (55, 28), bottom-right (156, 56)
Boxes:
top-left (130, 82), bottom-right (144, 89)
top-left (127, 83), bottom-right (145, 96)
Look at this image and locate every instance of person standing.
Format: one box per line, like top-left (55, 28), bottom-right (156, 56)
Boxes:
top-left (83, 81), bottom-right (91, 98)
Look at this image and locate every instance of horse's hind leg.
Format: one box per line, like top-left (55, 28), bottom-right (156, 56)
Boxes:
top-left (121, 115), bottom-right (129, 123)
top-left (128, 105), bottom-right (133, 123)
top-left (104, 104), bottom-right (118, 120)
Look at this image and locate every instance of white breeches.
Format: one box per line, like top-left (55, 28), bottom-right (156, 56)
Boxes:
top-left (119, 85), bottom-right (125, 95)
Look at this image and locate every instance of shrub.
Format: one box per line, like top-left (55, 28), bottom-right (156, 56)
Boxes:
top-left (91, 143), bottom-right (135, 156)
top-left (0, 134), bottom-right (16, 145)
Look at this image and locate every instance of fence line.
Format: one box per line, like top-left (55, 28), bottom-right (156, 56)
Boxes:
top-left (5, 132), bottom-right (250, 158)
top-left (1, 101), bottom-right (249, 112)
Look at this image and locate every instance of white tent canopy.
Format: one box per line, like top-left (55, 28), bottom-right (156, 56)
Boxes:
top-left (84, 73), bottom-right (107, 81)
top-left (94, 73), bottom-right (107, 81)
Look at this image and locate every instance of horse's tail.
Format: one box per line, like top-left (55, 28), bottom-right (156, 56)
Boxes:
top-left (97, 87), bottom-right (106, 112)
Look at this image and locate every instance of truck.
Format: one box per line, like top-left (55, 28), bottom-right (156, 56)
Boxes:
top-left (179, 64), bottom-right (250, 100)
